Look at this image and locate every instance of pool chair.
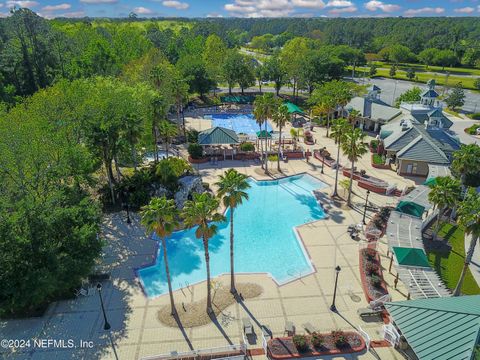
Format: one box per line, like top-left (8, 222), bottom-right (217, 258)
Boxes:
top-left (284, 321), bottom-right (295, 336)
top-left (302, 322), bottom-right (318, 334)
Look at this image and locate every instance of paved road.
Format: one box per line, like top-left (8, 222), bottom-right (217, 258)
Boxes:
top-left (448, 117), bottom-right (479, 145)
top-left (356, 77), bottom-right (480, 113)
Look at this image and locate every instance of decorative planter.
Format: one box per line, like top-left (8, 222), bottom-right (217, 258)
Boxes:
top-left (188, 156), bottom-right (209, 164)
top-left (267, 333), bottom-right (365, 359)
top-left (359, 248), bottom-right (389, 303)
top-left (371, 155), bottom-right (391, 170)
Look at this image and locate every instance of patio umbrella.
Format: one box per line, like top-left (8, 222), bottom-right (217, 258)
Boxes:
top-left (256, 130), bottom-right (272, 138)
top-left (423, 177), bottom-right (437, 187)
top-left (396, 201), bottom-right (425, 218)
top-left (393, 247), bottom-right (430, 268)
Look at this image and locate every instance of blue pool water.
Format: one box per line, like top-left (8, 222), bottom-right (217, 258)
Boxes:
top-left (138, 174), bottom-right (326, 298)
top-left (206, 113), bottom-right (272, 135)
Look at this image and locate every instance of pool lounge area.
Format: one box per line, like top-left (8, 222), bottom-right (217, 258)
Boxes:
top-left (137, 174), bottom-right (327, 298)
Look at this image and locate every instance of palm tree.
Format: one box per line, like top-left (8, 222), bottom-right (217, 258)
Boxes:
top-left (347, 109), bottom-right (361, 130)
top-left (272, 104), bottom-right (290, 172)
top-left (330, 118), bottom-right (349, 197)
top-left (151, 95), bottom-right (168, 162)
top-left (341, 127), bottom-right (368, 206)
top-left (253, 96), bottom-right (266, 170)
top-left (182, 193), bottom-right (225, 313)
top-left (140, 197), bottom-right (179, 315)
top-left (453, 190), bottom-right (480, 296)
top-left (312, 97), bottom-right (335, 138)
top-left (451, 144), bottom-right (480, 189)
top-left (428, 177), bottom-right (461, 239)
top-left (121, 113), bottom-right (143, 171)
top-left (158, 120), bottom-right (178, 158)
top-left (215, 169), bottom-right (250, 294)
top-left (290, 128), bottom-right (303, 151)
top-left (254, 93), bottom-right (277, 173)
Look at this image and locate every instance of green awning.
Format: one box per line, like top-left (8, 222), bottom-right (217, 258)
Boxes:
top-left (285, 102), bottom-right (304, 114)
top-left (396, 201), bottom-right (425, 218)
top-left (423, 177), bottom-right (437, 187)
top-left (393, 247), bottom-right (430, 268)
top-left (256, 130), bottom-right (272, 138)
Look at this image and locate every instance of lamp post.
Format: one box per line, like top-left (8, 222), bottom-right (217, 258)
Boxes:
top-left (321, 147), bottom-right (326, 174)
top-left (97, 283), bottom-right (111, 330)
top-left (362, 190), bottom-right (371, 225)
top-left (97, 283), bottom-right (119, 360)
top-left (123, 188), bottom-right (131, 224)
top-left (330, 266), bottom-right (341, 312)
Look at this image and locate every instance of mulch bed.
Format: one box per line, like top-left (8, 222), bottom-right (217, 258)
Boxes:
top-left (359, 248), bottom-right (389, 303)
top-left (268, 332), bottom-right (365, 359)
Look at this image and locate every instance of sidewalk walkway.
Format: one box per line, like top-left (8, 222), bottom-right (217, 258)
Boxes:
top-left (465, 234), bottom-right (480, 287)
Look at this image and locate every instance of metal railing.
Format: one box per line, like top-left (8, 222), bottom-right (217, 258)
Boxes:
top-left (141, 343), bottom-right (247, 360)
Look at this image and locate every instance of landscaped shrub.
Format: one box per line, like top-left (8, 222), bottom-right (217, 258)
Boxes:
top-left (331, 330), bottom-right (347, 348)
top-left (370, 274), bottom-right (382, 288)
top-left (292, 335), bottom-right (309, 352)
top-left (240, 142), bottom-right (255, 151)
top-left (465, 124), bottom-right (480, 135)
top-left (467, 113), bottom-right (480, 120)
top-left (364, 248), bottom-right (377, 262)
top-left (365, 262), bottom-right (379, 275)
top-left (188, 143), bottom-right (203, 159)
top-left (311, 333), bottom-right (324, 348)
top-left (372, 153), bottom-right (384, 165)
top-left (370, 139), bottom-right (378, 151)
top-left (186, 129), bottom-right (199, 143)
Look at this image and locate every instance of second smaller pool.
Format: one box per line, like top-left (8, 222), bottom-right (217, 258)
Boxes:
top-left (206, 113), bottom-right (273, 135)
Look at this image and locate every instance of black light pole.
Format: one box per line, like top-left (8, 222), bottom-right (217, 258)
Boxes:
top-left (330, 266), bottom-right (341, 312)
top-left (362, 190), bottom-right (371, 225)
top-left (123, 189), bottom-right (131, 224)
top-left (97, 283), bottom-right (119, 360)
top-left (321, 147), bottom-right (326, 174)
top-left (97, 283), bottom-right (111, 330)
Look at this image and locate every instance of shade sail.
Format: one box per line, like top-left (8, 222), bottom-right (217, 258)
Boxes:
top-left (396, 201), bottom-right (425, 218)
top-left (393, 247), bottom-right (430, 268)
top-left (285, 102), bottom-right (304, 114)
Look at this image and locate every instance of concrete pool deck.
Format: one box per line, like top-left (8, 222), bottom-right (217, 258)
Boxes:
top-left (0, 123), bottom-right (417, 360)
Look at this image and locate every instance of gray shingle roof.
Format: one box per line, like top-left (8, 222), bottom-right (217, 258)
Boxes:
top-left (421, 89), bottom-right (439, 98)
top-left (384, 126), bottom-right (420, 151)
top-left (396, 135), bottom-right (450, 164)
top-left (411, 112), bottom-right (453, 129)
top-left (347, 97), bottom-right (401, 122)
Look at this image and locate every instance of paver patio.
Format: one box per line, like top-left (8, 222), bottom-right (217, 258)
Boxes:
top-left (0, 121), bottom-right (415, 360)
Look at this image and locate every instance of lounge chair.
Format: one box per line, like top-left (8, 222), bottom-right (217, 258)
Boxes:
top-left (242, 317), bottom-right (254, 336)
top-left (284, 321), bottom-right (295, 336)
top-left (302, 322), bottom-right (318, 334)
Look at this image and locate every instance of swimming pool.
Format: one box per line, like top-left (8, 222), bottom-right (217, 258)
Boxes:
top-left (138, 174), bottom-right (326, 298)
top-left (205, 113), bottom-right (273, 135)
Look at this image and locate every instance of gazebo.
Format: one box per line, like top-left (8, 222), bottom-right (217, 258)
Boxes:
top-left (198, 126), bottom-right (239, 160)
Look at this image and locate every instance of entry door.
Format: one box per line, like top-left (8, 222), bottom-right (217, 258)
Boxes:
top-left (406, 164), bottom-right (413, 174)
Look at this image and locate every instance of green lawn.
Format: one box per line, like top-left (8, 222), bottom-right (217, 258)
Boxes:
top-left (372, 61), bottom-right (480, 77)
top-left (426, 222), bottom-right (480, 295)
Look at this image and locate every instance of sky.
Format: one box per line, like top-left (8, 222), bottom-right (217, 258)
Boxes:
top-left (1, 0), bottom-right (480, 19)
